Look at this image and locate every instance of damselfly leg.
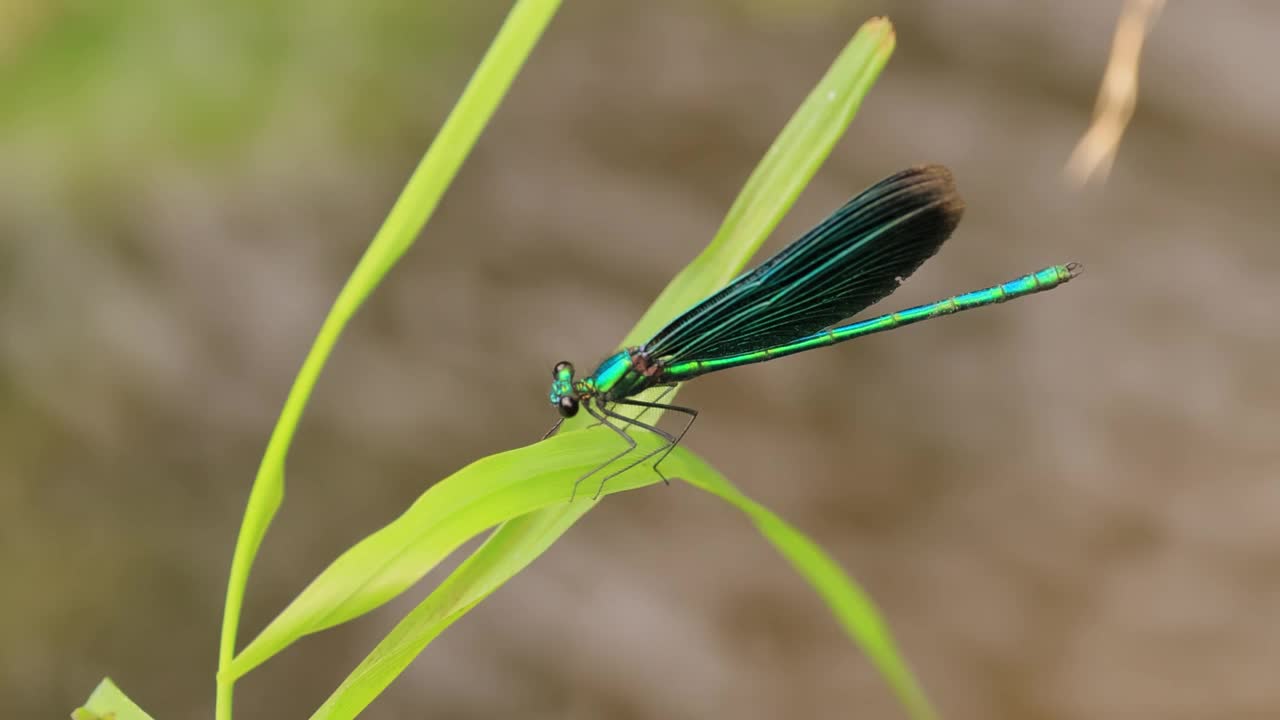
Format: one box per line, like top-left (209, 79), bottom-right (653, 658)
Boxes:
top-left (579, 384), bottom-right (677, 430)
top-left (540, 417), bottom-right (564, 440)
top-left (591, 404), bottom-right (679, 499)
top-left (571, 402), bottom-right (640, 502)
top-left (612, 398), bottom-right (698, 480)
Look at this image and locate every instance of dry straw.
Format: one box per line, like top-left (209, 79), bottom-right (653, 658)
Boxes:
top-left (1066, 0), bottom-right (1165, 186)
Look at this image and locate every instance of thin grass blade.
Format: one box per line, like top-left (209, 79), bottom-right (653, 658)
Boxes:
top-left (682, 470), bottom-right (938, 720)
top-left (217, 0), bottom-right (562, 715)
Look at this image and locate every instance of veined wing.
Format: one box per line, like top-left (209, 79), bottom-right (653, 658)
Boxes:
top-left (642, 165), bottom-right (964, 363)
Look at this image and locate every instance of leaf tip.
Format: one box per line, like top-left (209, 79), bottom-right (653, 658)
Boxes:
top-left (860, 16), bottom-right (897, 53)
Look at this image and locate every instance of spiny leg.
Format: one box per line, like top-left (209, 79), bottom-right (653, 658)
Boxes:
top-left (593, 404), bottom-right (677, 498)
top-left (612, 398), bottom-right (698, 479)
top-left (573, 401), bottom-right (637, 502)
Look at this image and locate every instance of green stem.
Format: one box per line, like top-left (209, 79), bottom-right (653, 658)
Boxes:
top-left (213, 2), bottom-right (562, 718)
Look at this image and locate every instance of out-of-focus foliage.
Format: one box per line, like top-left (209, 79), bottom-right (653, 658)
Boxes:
top-left (5, 2), bottom-right (1279, 719)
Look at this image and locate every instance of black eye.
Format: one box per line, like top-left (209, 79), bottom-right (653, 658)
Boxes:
top-left (557, 395), bottom-right (579, 418)
top-left (553, 361), bottom-right (573, 378)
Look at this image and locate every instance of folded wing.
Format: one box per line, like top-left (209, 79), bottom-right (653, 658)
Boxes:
top-left (644, 165), bottom-right (965, 363)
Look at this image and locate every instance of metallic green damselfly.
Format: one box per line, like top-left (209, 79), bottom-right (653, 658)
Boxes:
top-left (545, 165), bottom-right (1080, 498)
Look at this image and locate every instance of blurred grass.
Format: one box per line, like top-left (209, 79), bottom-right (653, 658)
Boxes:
top-left (0, 0), bottom-right (502, 169)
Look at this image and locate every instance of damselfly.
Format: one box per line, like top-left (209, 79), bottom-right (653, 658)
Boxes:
top-left (544, 165), bottom-right (1079, 498)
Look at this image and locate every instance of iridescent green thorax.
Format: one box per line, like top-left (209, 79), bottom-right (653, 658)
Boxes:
top-left (582, 348), bottom-right (653, 400)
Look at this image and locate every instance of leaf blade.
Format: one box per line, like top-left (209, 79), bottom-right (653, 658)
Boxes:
top-left (72, 678), bottom-right (155, 720)
top-left (620, 16), bottom-right (896, 349)
top-left (230, 427), bottom-right (669, 678)
top-left (682, 470), bottom-right (938, 720)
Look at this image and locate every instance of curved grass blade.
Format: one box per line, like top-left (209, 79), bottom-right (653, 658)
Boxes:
top-left (618, 17), bottom-right (895, 350)
top-left (216, 0), bottom-right (563, 716)
top-left (681, 470), bottom-right (937, 720)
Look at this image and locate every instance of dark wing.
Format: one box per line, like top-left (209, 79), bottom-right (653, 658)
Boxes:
top-left (643, 165), bottom-right (964, 363)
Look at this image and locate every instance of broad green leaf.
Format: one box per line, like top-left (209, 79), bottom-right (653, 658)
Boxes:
top-left (72, 678), bottom-right (155, 720)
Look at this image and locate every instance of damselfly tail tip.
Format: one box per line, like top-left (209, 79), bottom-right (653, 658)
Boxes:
top-left (1065, 261), bottom-right (1084, 279)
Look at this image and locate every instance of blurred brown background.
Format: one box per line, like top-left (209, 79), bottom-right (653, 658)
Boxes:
top-left (3, 1), bottom-right (1278, 718)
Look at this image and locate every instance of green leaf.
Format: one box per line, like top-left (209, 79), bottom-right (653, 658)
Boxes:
top-left (683, 469), bottom-right (937, 720)
top-left (618, 16), bottom-right (895, 349)
top-left (304, 16), bottom-right (930, 720)
top-left (216, 0), bottom-right (563, 718)
top-left (307, 441), bottom-right (719, 720)
top-left (231, 427), bottom-right (677, 678)
top-left (72, 678), bottom-right (155, 720)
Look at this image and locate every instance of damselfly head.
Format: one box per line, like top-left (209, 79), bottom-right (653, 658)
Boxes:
top-left (549, 360), bottom-right (580, 418)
